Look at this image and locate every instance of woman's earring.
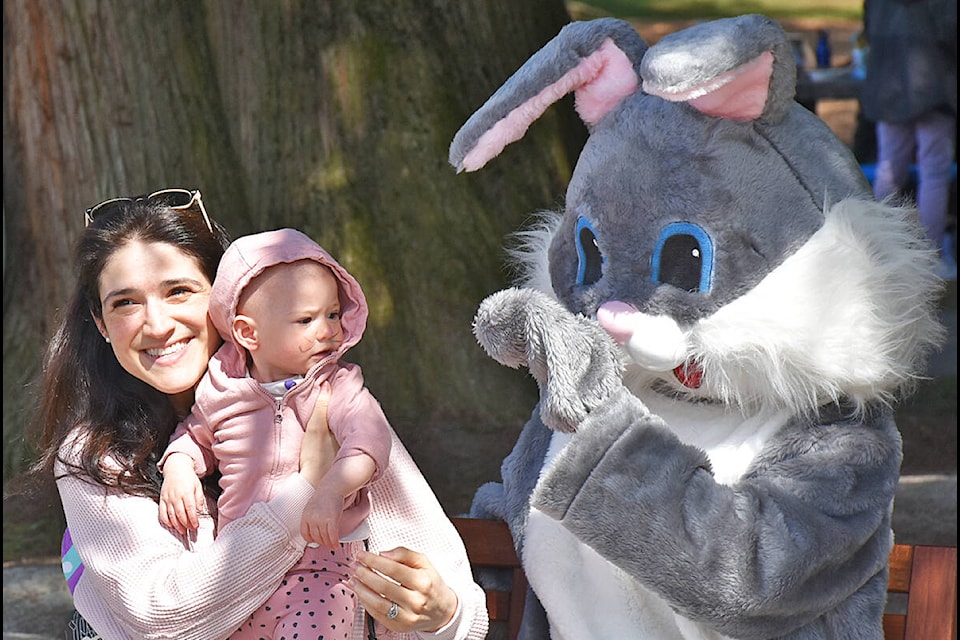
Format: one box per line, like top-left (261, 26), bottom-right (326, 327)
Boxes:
top-left (104, 336), bottom-right (111, 344)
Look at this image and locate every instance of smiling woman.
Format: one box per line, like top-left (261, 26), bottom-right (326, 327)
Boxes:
top-left (94, 239), bottom-right (219, 416)
top-left (23, 192), bottom-right (489, 640)
top-left (33, 191), bottom-right (230, 498)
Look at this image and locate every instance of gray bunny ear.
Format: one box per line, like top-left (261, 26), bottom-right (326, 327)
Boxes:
top-left (640, 14), bottom-right (796, 123)
top-left (449, 18), bottom-right (647, 173)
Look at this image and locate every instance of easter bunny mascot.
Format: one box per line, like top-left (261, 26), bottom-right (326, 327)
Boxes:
top-left (449, 15), bottom-right (945, 640)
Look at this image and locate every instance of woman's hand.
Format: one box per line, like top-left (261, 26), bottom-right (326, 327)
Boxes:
top-left (350, 547), bottom-right (459, 633)
top-left (300, 390), bottom-right (339, 487)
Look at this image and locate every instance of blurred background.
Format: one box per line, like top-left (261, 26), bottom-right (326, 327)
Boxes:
top-left (4, 0), bottom-right (955, 573)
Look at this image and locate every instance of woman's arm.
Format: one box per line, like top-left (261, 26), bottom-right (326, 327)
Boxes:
top-left (58, 462), bottom-right (315, 639)
top-left (359, 429), bottom-right (489, 640)
top-left (301, 452), bottom-right (376, 547)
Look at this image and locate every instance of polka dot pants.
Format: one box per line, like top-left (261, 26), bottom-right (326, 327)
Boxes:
top-left (230, 540), bottom-right (363, 640)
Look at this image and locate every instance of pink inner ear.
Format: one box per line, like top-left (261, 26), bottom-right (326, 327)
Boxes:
top-left (688, 51), bottom-right (774, 121)
top-left (574, 39), bottom-right (639, 124)
top-left (461, 38), bottom-right (638, 172)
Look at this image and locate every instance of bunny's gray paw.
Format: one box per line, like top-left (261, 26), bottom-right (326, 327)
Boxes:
top-left (473, 288), bottom-right (624, 432)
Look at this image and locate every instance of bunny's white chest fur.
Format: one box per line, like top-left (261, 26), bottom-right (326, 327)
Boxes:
top-left (635, 389), bottom-right (792, 484)
top-left (524, 400), bottom-right (788, 639)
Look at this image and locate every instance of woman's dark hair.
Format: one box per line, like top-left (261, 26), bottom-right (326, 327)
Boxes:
top-left (30, 194), bottom-right (230, 500)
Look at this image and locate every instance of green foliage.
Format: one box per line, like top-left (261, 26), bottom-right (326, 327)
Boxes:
top-left (569, 0), bottom-right (863, 21)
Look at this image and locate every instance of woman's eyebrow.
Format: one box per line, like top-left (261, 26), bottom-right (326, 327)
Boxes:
top-left (101, 277), bottom-right (206, 301)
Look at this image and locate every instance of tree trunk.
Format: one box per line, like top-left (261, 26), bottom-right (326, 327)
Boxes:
top-left (3, 0), bottom-right (583, 515)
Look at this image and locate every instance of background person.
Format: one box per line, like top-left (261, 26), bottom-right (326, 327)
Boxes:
top-left (859, 0), bottom-right (958, 279)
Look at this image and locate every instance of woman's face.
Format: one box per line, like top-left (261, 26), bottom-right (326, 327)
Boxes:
top-left (95, 239), bottom-right (219, 414)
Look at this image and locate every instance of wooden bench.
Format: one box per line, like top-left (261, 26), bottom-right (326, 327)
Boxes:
top-left (884, 543), bottom-right (958, 640)
top-left (450, 517), bottom-right (957, 640)
top-left (451, 516), bottom-right (528, 640)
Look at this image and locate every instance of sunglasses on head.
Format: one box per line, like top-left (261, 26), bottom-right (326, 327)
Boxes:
top-left (84, 188), bottom-right (212, 233)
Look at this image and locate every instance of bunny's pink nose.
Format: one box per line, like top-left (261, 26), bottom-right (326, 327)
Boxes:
top-left (596, 301), bottom-right (639, 344)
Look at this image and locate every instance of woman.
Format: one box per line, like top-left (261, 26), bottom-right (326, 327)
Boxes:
top-left (30, 188), bottom-right (488, 640)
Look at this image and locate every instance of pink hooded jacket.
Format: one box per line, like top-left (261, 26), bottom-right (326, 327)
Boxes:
top-left (163, 228), bottom-right (391, 533)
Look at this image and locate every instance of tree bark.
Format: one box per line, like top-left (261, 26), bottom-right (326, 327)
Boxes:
top-left (3, 0), bottom-right (583, 514)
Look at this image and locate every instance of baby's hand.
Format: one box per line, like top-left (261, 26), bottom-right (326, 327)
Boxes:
top-left (300, 388), bottom-right (339, 487)
top-left (301, 491), bottom-right (344, 548)
top-left (159, 453), bottom-right (204, 534)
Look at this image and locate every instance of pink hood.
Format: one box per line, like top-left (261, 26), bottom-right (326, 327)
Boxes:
top-left (209, 228), bottom-right (368, 366)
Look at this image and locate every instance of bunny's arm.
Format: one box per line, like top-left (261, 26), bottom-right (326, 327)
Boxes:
top-left (532, 398), bottom-right (901, 637)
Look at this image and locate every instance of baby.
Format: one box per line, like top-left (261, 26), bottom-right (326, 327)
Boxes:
top-left (160, 227), bottom-right (391, 639)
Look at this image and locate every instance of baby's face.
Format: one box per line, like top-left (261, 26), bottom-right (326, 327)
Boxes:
top-left (243, 260), bottom-right (344, 382)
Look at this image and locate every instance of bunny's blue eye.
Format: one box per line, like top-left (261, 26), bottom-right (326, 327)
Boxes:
top-left (575, 217), bottom-right (605, 286)
top-left (652, 222), bottom-right (713, 293)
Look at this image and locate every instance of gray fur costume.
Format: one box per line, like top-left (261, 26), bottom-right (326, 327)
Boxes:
top-left (449, 15), bottom-right (945, 640)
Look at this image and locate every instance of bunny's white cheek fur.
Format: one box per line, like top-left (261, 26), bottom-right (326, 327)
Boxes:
top-left (624, 314), bottom-right (687, 371)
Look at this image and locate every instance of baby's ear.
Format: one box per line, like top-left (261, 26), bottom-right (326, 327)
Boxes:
top-left (232, 315), bottom-right (259, 351)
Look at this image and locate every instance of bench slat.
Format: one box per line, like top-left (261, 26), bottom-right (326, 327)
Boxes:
top-left (903, 545), bottom-right (958, 640)
top-left (450, 517), bottom-right (957, 640)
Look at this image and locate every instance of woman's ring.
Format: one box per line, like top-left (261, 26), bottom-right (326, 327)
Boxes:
top-left (387, 602), bottom-right (400, 619)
